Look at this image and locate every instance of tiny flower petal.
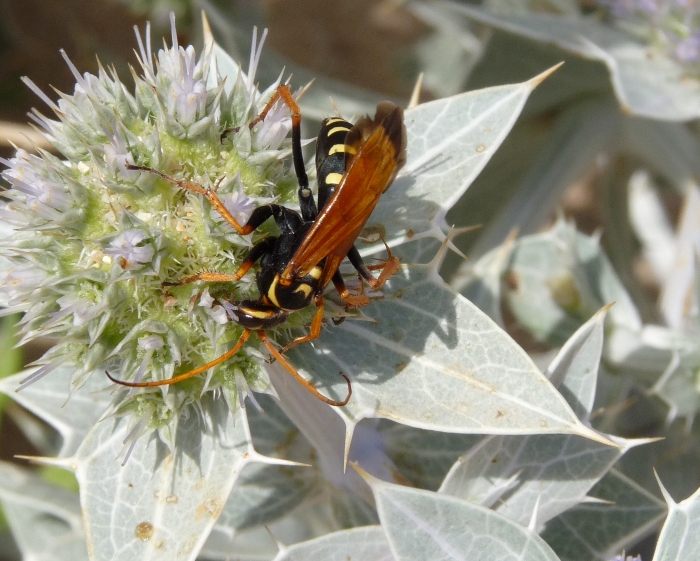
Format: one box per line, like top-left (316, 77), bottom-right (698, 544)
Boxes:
top-left (105, 229), bottom-right (155, 270)
top-left (199, 288), bottom-right (229, 325)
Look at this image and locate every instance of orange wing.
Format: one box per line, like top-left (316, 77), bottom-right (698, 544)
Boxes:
top-left (281, 102), bottom-right (407, 289)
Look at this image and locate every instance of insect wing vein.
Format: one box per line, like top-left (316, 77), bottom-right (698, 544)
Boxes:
top-left (283, 126), bottom-right (400, 282)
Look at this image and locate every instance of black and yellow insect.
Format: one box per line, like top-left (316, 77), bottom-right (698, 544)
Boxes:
top-left (107, 85), bottom-right (407, 406)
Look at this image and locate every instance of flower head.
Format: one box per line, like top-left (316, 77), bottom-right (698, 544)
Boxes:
top-left (0, 14), bottom-right (302, 444)
top-left (598, 0), bottom-right (700, 70)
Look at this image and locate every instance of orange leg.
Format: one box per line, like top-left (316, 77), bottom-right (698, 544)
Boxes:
top-left (249, 85), bottom-right (311, 204)
top-left (164, 231), bottom-right (276, 287)
top-left (221, 83), bottom-right (301, 140)
top-left (280, 297), bottom-right (326, 354)
top-left (248, 84), bottom-right (301, 131)
top-left (365, 254), bottom-right (401, 289)
top-left (106, 330), bottom-right (251, 387)
top-left (163, 265), bottom-right (254, 288)
top-left (332, 274), bottom-right (370, 308)
top-left (365, 236), bottom-right (400, 290)
top-left (126, 164), bottom-right (254, 235)
top-left (338, 237), bottom-right (399, 308)
top-left (258, 330), bottom-right (351, 406)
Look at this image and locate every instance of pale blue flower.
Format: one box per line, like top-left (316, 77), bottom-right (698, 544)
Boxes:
top-left (199, 288), bottom-right (229, 325)
top-left (105, 229), bottom-right (155, 270)
top-left (674, 32), bottom-right (700, 62)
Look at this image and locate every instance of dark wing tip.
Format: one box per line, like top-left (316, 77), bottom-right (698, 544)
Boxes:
top-left (376, 102), bottom-right (407, 171)
top-left (346, 101), bottom-right (407, 170)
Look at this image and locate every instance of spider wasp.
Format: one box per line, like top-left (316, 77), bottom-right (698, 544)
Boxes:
top-left (107, 85), bottom-right (407, 406)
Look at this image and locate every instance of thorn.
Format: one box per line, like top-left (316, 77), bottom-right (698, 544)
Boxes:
top-left (201, 11), bottom-right (213, 46)
top-left (527, 486), bottom-right (542, 532)
top-left (343, 423), bottom-right (356, 473)
top-left (297, 79), bottom-right (315, 101)
top-left (427, 233), bottom-right (452, 274)
top-left (527, 62), bottom-right (565, 88)
top-left (329, 96), bottom-right (341, 117)
top-left (408, 72), bottom-right (424, 110)
top-left (15, 455), bottom-right (76, 471)
top-left (654, 468), bottom-right (676, 507)
top-left (264, 525), bottom-right (287, 553)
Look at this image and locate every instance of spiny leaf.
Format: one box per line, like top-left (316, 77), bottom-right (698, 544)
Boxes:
top-left (447, 4), bottom-right (700, 121)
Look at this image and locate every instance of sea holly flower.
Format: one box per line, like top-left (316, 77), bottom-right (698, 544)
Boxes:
top-left (104, 229), bottom-right (156, 270)
top-left (198, 287), bottom-right (229, 325)
top-left (0, 149), bottom-right (87, 227)
top-left (0, 14), bottom-right (298, 438)
top-left (598, 0), bottom-right (700, 68)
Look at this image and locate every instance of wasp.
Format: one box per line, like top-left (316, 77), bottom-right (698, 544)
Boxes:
top-left (107, 85), bottom-right (407, 406)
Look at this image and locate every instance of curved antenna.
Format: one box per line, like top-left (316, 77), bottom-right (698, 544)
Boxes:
top-left (257, 331), bottom-right (351, 406)
top-left (106, 330), bottom-right (252, 387)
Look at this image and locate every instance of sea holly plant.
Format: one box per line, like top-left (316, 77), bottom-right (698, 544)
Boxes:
top-left (0, 9), bottom-right (677, 561)
top-left (404, 0), bottom-right (700, 274)
top-left (451, 153), bottom-right (700, 558)
top-left (441, 0), bottom-right (700, 121)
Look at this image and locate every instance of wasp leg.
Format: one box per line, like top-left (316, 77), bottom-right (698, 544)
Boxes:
top-left (223, 86), bottom-right (291, 138)
top-left (279, 296), bottom-right (326, 354)
top-left (331, 240), bottom-right (399, 308)
top-left (223, 84), bottom-right (319, 222)
top-left (126, 164), bottom-right (252, 234)
top-left (258, 329), bottom-right (351, 406)
top-left (164, 237), bottom-right (276, 287)
top-left (106, 329), bottom-right (252, 387)
top-left (163, 271), bottom-right (247, 286)
top-left (220, 126), bottom-right (238, 141)
top-left (347, 238), bottom-right (400, 290)
top-left (250, 85), bottom-right (317, 222)
top-left (126, 164), bottom-right (291, 236)
top-left (365, 255), bottom-right (400, 289)
top-left (331, 270), bottom-right (370, 307)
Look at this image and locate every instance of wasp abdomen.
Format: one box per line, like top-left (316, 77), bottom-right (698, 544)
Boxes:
top-left (222, 300), bottom-right (288, 330)
top-left (316, 117), bottom-right (353, 210)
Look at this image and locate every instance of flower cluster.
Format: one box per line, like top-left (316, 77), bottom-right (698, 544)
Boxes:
top-left (598, 0), bottom-right (700, 69)
top-left (0, 17), bottom-right (302, 451)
